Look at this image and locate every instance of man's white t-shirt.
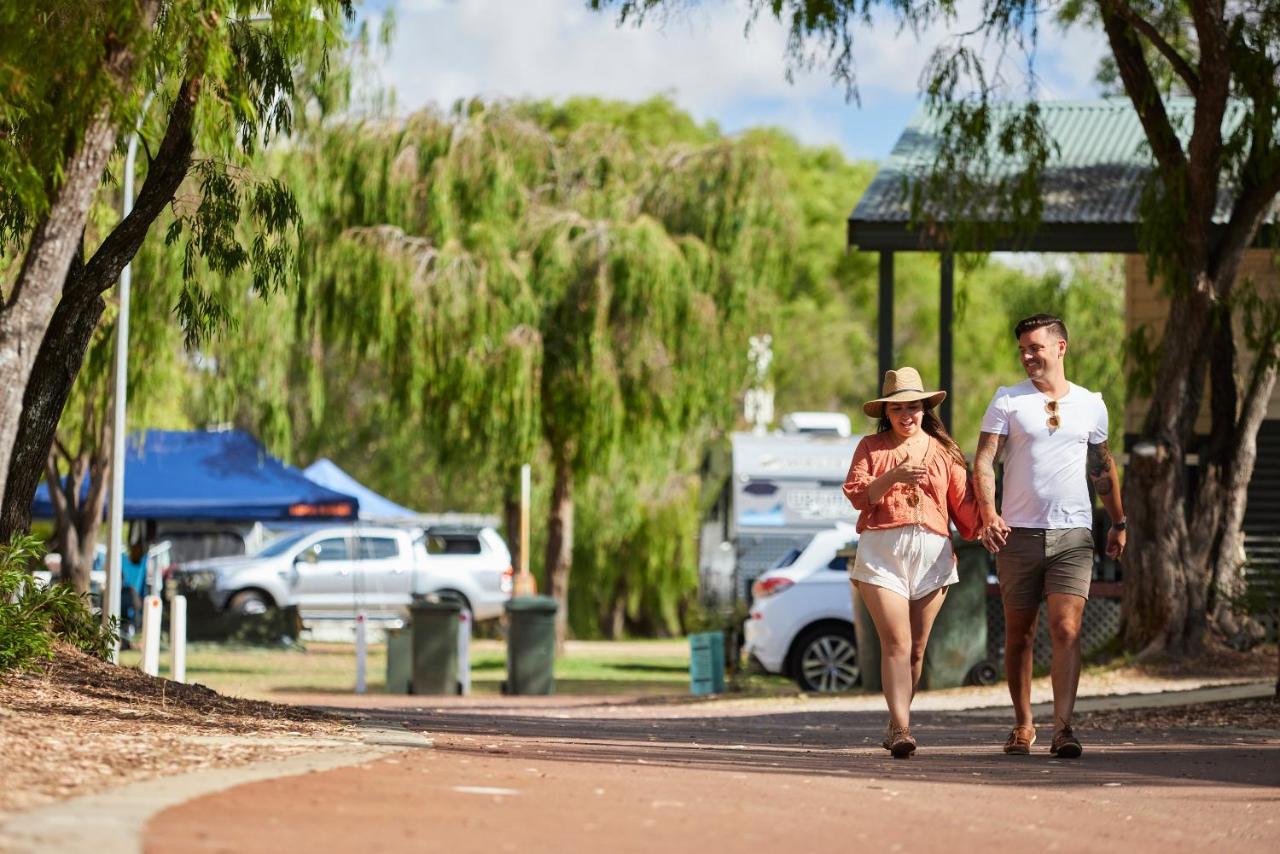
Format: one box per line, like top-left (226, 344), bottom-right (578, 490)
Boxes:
top-left (980, 379), bottom-right (1108, 529)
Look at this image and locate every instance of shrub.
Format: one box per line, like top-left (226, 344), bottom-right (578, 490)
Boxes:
top-left (0, 534), bottom-right (117, 675)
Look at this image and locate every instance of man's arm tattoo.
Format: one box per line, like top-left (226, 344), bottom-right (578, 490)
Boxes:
top-left (1087, 442), bottom-right (1114, 496)
top-left (974, 432), bottom-right (1005, 509)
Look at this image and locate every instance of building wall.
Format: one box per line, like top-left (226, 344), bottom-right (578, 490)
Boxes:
top-left (1124, 251), bottom-right (1280, 436)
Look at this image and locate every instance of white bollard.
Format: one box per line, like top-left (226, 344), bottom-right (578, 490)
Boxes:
top-left (140, 595), bottom-right (163, 676)
top-left (354, 610), bottom-right (367, 694)
top-left (457, 610), bottom-right (471, 696)
top-left (169, 595), bottom-right (187, 684)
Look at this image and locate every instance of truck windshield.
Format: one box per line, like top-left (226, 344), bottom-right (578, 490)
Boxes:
top-left (253, 530), bottom-right (313, 558)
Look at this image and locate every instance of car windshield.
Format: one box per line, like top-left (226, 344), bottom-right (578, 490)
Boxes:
top-left (253, 530), bottom-right (313, 558)
top-left (771, 548), bottom-right (802, 569)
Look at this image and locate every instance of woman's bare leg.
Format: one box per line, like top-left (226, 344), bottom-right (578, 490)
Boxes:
top-left (856, 581), bottom-right (913, 729)
top-left (908, 586), bottom-right (948, 696)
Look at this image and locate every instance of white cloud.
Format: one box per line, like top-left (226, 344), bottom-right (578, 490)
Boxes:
top-left (372, 0), bottom-right (1111, 158)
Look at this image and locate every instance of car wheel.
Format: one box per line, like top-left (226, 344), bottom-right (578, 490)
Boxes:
top-left (792, 624), bottom-right (859, 693)
top-left (228, 590), bottom-right (272, 617)
top-left (966, 659), bottom-right (1001, 686)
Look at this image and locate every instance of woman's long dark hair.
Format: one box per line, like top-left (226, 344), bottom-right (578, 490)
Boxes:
top-left (877, 405), bottom-right (968, 469)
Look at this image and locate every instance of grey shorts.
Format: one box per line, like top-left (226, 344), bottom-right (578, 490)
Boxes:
top-left (996, 527), bottom-right (1094, 610)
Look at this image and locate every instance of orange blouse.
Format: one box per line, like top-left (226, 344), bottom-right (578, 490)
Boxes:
top-left (842, 432), bottom-right (982, 540)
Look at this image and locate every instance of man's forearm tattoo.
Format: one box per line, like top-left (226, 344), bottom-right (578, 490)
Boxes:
top-left (1088, 442), bottom-right (1114, 496)
top-left (974, 432), bottom-right (1004, 511)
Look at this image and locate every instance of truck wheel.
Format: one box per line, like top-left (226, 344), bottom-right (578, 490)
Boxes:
top-left (228, 590), bottom-right (271, 616)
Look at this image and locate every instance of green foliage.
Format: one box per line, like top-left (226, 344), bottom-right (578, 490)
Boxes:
top-left (111, 93), bottom-right (1132, 637)
top-left (0, 534), bottom-right (117, 676)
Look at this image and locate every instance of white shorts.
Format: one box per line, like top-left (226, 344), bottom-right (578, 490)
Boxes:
top-left (850, 525), bottom-right (957, 601)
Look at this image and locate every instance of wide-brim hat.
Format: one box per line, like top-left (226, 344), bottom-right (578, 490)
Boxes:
top-left (863, 367), bottom-right (947, 418)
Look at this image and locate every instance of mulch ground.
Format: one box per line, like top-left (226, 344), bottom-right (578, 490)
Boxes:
top-left (1079, 694), bottom-right (1280, 732)
top-left (0, 645), bottom-right (351, 819)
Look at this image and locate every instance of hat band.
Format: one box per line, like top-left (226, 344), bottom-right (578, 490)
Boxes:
top-left (885, 387), bottom-right (925, 394)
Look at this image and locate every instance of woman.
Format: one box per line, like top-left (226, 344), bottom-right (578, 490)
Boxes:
top-left (843, 367), bottom-right (981, 758)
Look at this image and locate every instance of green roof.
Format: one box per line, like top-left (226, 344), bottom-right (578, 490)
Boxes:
top-left (848, 98), bottom-right (1261, 252)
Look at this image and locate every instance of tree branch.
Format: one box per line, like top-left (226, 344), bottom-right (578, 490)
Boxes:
top-left (1209, 168), bottom-right (1280, 295)
top-left (43, 453), bottom-right (68, 520)
top-left (77, 76), bottom-right (202, 299)
top-left (1099, 3), bottom-right (1187, 180)
top-left (1106, 1), bottom-right (1200, 94)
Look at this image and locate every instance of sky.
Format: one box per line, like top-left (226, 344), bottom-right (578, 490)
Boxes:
top-left (363, 0), bottom-right (1112, 164)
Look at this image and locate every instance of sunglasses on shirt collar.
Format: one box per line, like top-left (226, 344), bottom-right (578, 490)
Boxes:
top-left (1045, 399), bottom-right (1060, 431)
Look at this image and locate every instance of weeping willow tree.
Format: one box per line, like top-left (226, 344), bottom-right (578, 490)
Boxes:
top-left (234, 101), bottom-right (789, 642)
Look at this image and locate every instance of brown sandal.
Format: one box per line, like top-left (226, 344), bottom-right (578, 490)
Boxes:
top-left (889, 726), bottom-right (917, 759)
top-left (1003, 724), bottom-right (1036, 755)
top-left (1050, 724), bottom-right (1083, 758)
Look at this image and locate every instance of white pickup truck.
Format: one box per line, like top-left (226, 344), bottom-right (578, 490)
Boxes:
top-left (172, 524), bottom-right (513, 623)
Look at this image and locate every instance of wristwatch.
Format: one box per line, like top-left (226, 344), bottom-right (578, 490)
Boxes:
top-left (1113, 519), bottom-right (1127, 532)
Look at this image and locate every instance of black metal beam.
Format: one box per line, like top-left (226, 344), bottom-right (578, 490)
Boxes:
top-left (878, 252), bottom-right (894, 384)
top-left (939, 251), bottom-right (954, 432)
top-left (847, 219), bottom-right (1280, 254)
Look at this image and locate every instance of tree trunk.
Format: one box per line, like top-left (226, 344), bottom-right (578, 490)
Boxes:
top-left (1, 75), bottom-right (198, 542)
top-left (608, 584), bottom-right (627, 639)
top-left (0, 288), bottom-right (106, 541)
top-left (1121, 287), bottom-right (1214, 657)
top-left (543, 455), bottom-right (574, 648)
top-left (0, 111), bottom-right (120, 504)
top-left (502, 485), bottom-right (522, 575)
top-left (1207, 342), bottom-right (1278, 647)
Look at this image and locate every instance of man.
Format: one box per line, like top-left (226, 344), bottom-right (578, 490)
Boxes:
top-left (974, 314), bottom-right (1125, 758)
top-left (120, 541), bottom-right (149, 645)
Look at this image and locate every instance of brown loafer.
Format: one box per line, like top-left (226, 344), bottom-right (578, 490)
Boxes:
top-left (1003, 724), bottom-right (1036, 755)
top-left (1050, 725), bottom-right (1082, 758)
top-left (889, 726), bottom-right (917, 759)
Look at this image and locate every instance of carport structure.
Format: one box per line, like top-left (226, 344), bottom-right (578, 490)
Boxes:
top-left (849, 98), bottom-right (1199, 431)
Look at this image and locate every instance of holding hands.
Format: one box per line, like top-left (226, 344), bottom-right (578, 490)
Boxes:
top-left (980, 510), bottom-right (1010, 553)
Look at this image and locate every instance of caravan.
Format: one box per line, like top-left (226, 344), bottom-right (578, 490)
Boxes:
top-left (698, 412), bottom-right (861, 607)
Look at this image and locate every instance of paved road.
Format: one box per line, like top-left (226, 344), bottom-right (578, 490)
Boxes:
top-left (146, 696), bottom-right (1279, 854)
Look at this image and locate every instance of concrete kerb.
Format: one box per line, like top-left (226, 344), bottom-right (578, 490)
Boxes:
top-left (0, 719), bottom-right (429, 854)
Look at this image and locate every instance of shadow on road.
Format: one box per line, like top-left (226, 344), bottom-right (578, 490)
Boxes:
top-left (336, 704), bottom-right (1280, 792)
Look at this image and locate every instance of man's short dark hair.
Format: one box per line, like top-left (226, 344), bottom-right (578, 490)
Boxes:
top-left (1014, 314), bottom-right (1068, 342)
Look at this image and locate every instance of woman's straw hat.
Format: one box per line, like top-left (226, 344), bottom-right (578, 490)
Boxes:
top-left (863, 367), bottom-right (947, 418)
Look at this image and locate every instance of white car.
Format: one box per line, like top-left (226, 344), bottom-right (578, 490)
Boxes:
top-left (742, 523), bottom-right (860, 693)
top-left (174, 524), bottom-right (513, 623)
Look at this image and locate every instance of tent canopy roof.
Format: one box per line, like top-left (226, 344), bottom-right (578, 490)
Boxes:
top-left (32, 430), bottom-right (359, 521)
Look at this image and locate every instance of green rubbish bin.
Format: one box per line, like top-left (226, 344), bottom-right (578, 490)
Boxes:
top-left (689, 631), bottom-right (726, 696)
top-left (504, 595), bottom-right (558, 695)
top-left (850, 537), bottom-right (991, 693)
top-left (410, 596), bottom-right (461, 695)
top-left (385, 627), bottom-right (412, 694)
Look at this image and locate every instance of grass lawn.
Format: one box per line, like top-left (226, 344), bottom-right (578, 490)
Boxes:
top-left (118, 638), bottom-right (795, 700)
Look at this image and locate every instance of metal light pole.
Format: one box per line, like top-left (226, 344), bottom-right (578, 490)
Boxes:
top-left (104, 94), bottom-right (154, 663)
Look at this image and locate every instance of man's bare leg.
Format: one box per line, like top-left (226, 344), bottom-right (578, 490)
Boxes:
top-left (1046, 593), bottom-right (1086, 729)
top-left (1003, 603), bottom-right (1039, 728)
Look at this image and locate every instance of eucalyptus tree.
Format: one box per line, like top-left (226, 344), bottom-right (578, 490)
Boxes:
top-left (0, 0), bottom-right (354, 540)
top-left (594, 0), bottom-right (1280, 656)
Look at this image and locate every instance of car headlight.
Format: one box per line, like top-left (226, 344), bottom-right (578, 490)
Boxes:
top-left (175, 569), bottom-right (218, 594)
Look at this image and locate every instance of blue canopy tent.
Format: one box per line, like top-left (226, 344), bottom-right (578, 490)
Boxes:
top-left (32, 430), bottom-right (359, 521)
top-left (302, 459), bottom-right (419, 521)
